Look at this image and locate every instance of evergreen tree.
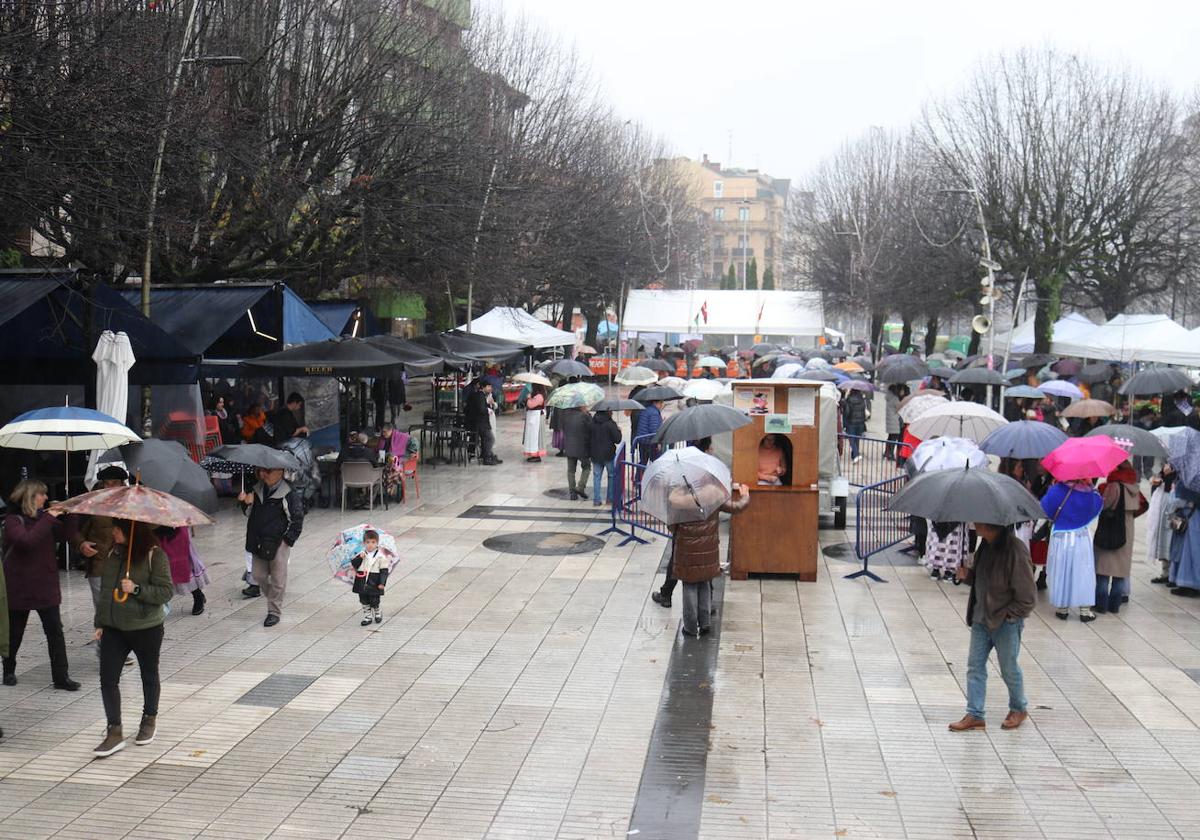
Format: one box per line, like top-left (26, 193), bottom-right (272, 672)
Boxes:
top-left (762, 266), bottom-right (775, 290)
top-left (747, 257), bottom-right (758, 289)
top-left (725, 264), bottom-right (737, 290)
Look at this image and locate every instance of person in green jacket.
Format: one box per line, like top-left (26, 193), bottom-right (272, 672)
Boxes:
top-left (91, 519), bottom-right (173, 758)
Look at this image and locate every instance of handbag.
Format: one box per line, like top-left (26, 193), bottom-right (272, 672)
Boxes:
top-left (1094, 487), bottom-right (1127, 551)
top-left (1170, 504), bottom-right (1193, 535)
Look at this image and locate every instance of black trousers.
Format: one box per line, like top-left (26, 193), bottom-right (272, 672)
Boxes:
top-left (478, 427), bottom-right (495, 462)
top-left (99, 624), bottom-right (164, 726)
top-left (5, 607), bottom-right (69, 683)
top-left (358, 590), bottom-right (382, 608)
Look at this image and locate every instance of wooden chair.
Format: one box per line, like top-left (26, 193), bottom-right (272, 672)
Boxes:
top-left (340, 460), bottom-right (386, 512)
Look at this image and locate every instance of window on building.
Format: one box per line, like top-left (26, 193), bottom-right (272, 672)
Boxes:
top-left (713, 207), bottom-right (725, 221)
top-left (713, 262), bottom-right (723, 278)
top-left (713, 236), bottom-right (725, 252)
top-left (738, 234), bottom-right (748, 249)
top-left (736, 263), bottom-right (745, 281)
top-left (713, 181), bottom-right (723, 198)
top-left (738, 206), bottom-right (750, 222)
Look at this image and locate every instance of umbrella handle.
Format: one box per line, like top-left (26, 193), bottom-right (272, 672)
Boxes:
top-left (112, 521), bottom-right (136, 603)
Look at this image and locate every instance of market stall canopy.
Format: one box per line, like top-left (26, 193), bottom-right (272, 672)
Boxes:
top-left (1051, 313), bottom-right (1200, 365)
top-left (0, 271), bottom-right (198, 384)
top-left (412, 330), bottom-right (527, 363)
top-left (361, 335), bottom-right (445, 376)
top-left (995, 312), bottom-right (1096, 356)
top-left (621, 290), bottom-right (825, 337)
top-left (458, 307), bottom-right (575, 349)
top-left (307, 301), bottom-right (381, 337)
top-left (240, 337), bottom-right (412, 377)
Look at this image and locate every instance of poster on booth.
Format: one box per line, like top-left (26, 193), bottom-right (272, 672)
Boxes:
top-left (786, 388), bottom-right (816, 427)
top-left (733, 386), bottom-right (774, 416)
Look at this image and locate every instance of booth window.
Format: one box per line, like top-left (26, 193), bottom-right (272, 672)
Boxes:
top-left (756, 434), bottom-right (792, 486)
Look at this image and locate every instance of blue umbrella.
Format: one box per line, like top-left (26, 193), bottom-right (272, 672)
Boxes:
top-left (1038, 379), bottom-right (1083, 400)
top-left (1005, 385), bottom-right (1046, 399)
top-left (0, 403), bottom-right (140, 496)
top-left (978, 420), bottom-right (1067, 459)
top-left (1167, 428), bottom-right (1200, 493)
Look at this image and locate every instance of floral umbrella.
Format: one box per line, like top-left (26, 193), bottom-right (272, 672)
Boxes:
top-left (326, 523), bottom-right (400, 585)
top-left (547, 382), bottom-right (605, 409)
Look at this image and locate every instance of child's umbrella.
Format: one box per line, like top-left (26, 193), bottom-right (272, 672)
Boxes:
top-left (326, 523), bottom-right (400, 585)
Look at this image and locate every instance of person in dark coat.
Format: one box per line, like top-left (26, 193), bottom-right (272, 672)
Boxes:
top-left (560, 406), bottom-right (592, 500)
top-left (464, 381), bottom-right (499, 465)
top-left (238, 468), bottom-right (304, 627)
top-left (388, 375), bottom-right (408, 423)
top-left (589, 410), bottom-right (622, 507)
top-left (273, 393), bottom-right (309, 445)
top-left (842, 390), bottom-right (869, 461)
top-left (2, 480), bottom-right (79, 690)
top-left (635, 400), bottom-right (664, 462)
top-left (949, 523), bottom-right (1036, 732)
top-left (669, 485), bottom-right (749, 636)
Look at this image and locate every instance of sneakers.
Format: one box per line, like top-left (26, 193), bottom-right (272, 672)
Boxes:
top-left (948, 714), bottom-right (986, 732)
top-left (135, 715), bottom-right (156, 745)
top-left (852, 455), bottom-right (863, 464)
top-left (1079, 608), bottom-right (1096, 623)
top-left (93, 725), bottom-right (125, 758)
top-left (360, 606), bottom-right (373, 627)
top-left (373, 608), bottom-right (383, 625)
top-left (651, 592), bottom-right (672, 609)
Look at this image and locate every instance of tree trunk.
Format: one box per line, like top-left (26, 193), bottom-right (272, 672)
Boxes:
top-left (869, 311), bottom-right (886, 361)
top-left (583, 304), bottom-right (602, 354)
top-left (923, 315), bottom-right (939, 357)
top-left (899, 316), bottom-right (913, 353)
top-left (559, 296), bottom-right (579, 345)
top-left (1033, 273), bottom-right (1065, 355)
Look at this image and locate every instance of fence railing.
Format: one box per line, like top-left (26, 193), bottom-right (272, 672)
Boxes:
top-left (600, 435), bottom-right (673, 546)
top-left (838, 433), bottom-right (911, 488)
top-left (847, 473), bottom-right (910, 582)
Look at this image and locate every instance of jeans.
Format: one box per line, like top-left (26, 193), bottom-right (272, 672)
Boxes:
top-left (567, 456), bottom-right (591, 493)
top-left (845, 423), bottom-right (866, 458)
top-left (1095, 575), bottom-right (1126, 613)
top-left (592, 458), bottom-right (613, 505)
top-left (4, 606), bottom-right (70, 684)
top-left (99, 624), bottom-right (163, 726)
top-left (478, 427), bottom-right (496, 462)
top-left (251, 543), bottom-right (292, 618)
top-left (681, 581), bottom-right (712, 634)
top-left (965, 619), bottom-right (1027, 720)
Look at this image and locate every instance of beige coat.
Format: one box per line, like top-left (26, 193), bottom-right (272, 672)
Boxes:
top-left (1094, 482), bottom-right (1141, 578)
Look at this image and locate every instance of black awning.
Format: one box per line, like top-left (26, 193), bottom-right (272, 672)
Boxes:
top-left (413, 330), bottom-right (526, 363)
top-left (119, 285), bottom-right (275, 356)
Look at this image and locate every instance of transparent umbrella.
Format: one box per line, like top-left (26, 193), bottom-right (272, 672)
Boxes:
top-left (640, 447), bottom-right (732, 525)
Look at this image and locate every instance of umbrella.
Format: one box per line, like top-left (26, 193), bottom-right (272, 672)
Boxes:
top-left (577, 345), bottom-right (598, 355)
top-left (772, 363), bottom-right (806, 379)
top-left (86, 331), bottom-right (136, 486)
top-left (615, 366), bottom-right (658, 386)
top-left (833, 361), bottom-right (864, 373)
top-left (109, 439), bottom-right (219, 516)
top-left (791, 369), bottom-right (840, 382)
top-left (877, 356), bottom-right (929, 384)
top-left (326, 523), bottom-right (401, 586)
top-left (1051, 359), bottom-right (1082, 376)
top-left (635, 386), bottom-right (684, 403)
top-left (838, 380), bottom-right (875, 393)
top-left (851, 356), bottom-right (875, 371)
top-left (681, 339), bottom-right (704, 353)
top-left (911, 437), bottom-right (987, 472)
top-left (640, 447), bottom-right (733, 525)
top-left (1085, 424), bottom-right (1168, 458)
top-left (1004, 368), bottom-right (1029, 381)
top-left (547, 382), bottom-right (604, 409)
top-left (898, 389), bottom-right (945, 408)
top-left (682, 380), bottom-right (729, 401)
top-left (512, 371), bottom-right (553, 387)
top-left (927, 367), bottom-right (954, 379)
top-left (661, 345), bottom-right (686, 358)
top-left (1120, 367), bottom-right (1194, 397)
top-left (200, 454), bottom-right (258, 478)
top-left (886, 466), bottom-right (1044, 525)
top-left (697, 356), bottom-right (727, 368)
top-left (908, 401), bottom-right (1008, 442)
top-left (1167, 428), bottom-right (1200, 492)
top-left (1041, 435), bottom-right (1130, 481)
top-left (658, 376), bottom-right (689, 391)
top-left (943, 349), bottom-right (966, 360)
top-left (1077, 362), bottom-right (1116, 384)
top-left (1035, 367), bottom-right (1059, 383)
top-left (956, 353), bottom-right (988, 369)
top-left (655, 404), bottom-right (751, 445)
top-left (804, 357), bottom-right (832, 370)
top-left (637, 359), bottom-right (675, 373)
top-left (1017, 353), bottom-right (1057, 369)
top-left (752, 343), bottom-right (779, 356)
top-left (1005, 385), bottom-right (1046, 399)
top-left (1038, 380), bottom-right (1084, 400)
top-left (58, 483), bottom-right (214, 528)
top-left (978, 420), bottom-right (1068, 459)
top-left (210, 443), bottom-right (302, 472)
top-left (546, 359), bottom-right (592, 379)
top-left (1061, 399), bottom-right (1116, 419)
top-left (362, 335), bottom-right (446, 375)
top-left (242, 336), bottom-right (409, 378)
top-left (593, 398), bottom-right (644, 412)
top-left (898, 393), bottom-right (948, 423)
top-left (949, 368), bottom-right (1008, 387)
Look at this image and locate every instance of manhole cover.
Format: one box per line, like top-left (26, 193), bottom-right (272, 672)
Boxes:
top-left (543, 488), bottom-right (576, 500)
top-left (822, 542), bottom-right (855, 559)
top-left (483, 531), bottom-right (606, 555)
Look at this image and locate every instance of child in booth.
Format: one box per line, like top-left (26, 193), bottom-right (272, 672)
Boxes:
top-left (351, 530), bottom-right (389, 626)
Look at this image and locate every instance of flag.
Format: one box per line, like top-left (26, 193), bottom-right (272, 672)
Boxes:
top-left (700, 301), bottom-right (708, 324)
top-left (755, 302), bottom-right (765, 332)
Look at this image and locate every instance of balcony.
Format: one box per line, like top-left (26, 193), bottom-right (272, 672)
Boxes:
top-left (712, 247), bottom-right (729, 256)
top-left (732, 248), bottom-right (755, 257)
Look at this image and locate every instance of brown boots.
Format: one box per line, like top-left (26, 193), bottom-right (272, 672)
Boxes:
top-left (948, 715), bottom-right (986, 732)
top-left (93, 725), bottom-right (125, 758)
top-left (135, 715), bottom-right (157, 746)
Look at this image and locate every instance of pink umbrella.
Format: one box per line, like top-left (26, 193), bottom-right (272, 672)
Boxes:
top-left (1041, 436), bottom-right (1130, 481)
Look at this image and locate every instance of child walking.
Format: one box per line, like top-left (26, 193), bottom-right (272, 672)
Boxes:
top-left (351, 530), bottom-right (388, 625)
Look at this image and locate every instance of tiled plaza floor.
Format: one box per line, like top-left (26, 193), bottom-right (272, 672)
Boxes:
top-left (2, 408), bottom-right (1199, 839)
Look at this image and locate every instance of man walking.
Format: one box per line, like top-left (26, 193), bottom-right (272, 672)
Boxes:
top-left (949, 521), bottom-right (1036, 732)
top-left (560, 406), bottom-right (592, 500)
top-left (239, 467), bottom-right (304, 627)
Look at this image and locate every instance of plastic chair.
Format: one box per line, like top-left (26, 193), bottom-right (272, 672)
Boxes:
top-left (340, 460), bottom-right (386, 513)
top-left (399, 453), bottom-right (420, 500)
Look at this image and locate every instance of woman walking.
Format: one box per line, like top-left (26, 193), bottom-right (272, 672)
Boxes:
top-left (1093, 459), bottom-right (1147, 615)
top-left (92, 519), bottom-right (173, 757)
top-left (2, 480), bottom-right (79, 690)
top-left (523, 385), bottom-right (547, 462)
top-left (670, 484), bottom-right (750, 637)
top-left (156, 526), bottom-right (211, 616)
top-left (1041, 478), bottom-right (1104, 621)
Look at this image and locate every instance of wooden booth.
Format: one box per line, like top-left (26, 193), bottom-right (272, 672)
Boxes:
top-left (728, 380), bottom-right (821, 581)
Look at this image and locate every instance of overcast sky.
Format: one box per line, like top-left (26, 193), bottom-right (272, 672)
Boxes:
top-left (485, 0), bottom-right (1199, 184)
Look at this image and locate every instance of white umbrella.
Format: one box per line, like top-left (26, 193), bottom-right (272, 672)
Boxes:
top-left (512, 371), bottom-right (553, 387)
top-left (772, 363), bottom-right (806, 379)
top-left (640, 446), bottom-right (732, 525)
top-left (805, 357), bottom-right (831, 370)
top-left (898, 393), bottom-right (947, 424)
top-left (908, 401), bottom-right (1008, 443)
top-left (616, 366), bottom-right (658, 386)
top-left (658, 376), bottom-right (688, 392)
top-left (682, 379), bottom-right (729, 401)
top-left (86, 331), bottom-right (136, 487)
top-left (911, 437), bottom-right (987, 472)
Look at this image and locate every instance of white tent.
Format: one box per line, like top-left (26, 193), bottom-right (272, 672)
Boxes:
top-left (458, 307), bottom-right (575, 349)
top-left (997, 312), bottom-right (1096, 356)
top-left (1051, 313), bottom-right (1200, 365)
top-left (621, 289), bottom-right (824, 337)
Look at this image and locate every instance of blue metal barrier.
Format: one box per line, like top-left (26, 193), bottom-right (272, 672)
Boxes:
top-left (847, 474), bottom-right (910, 583)
top-left (600, 435), bottom-right (673, 546)
top-left (838, 433), bottom-right (911, 488)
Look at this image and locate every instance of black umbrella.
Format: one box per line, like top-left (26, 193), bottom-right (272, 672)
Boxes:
top-left (200, 454), bottom-right (257, 476)
top-left (210, 443), bottom-right (301, 471)
top-left (1120, 367), bottom-right (1194, 396)
top-left (636, 359), bottom-right (675, 373)
top-left (363, 335), bottom-right (445, 375)
top-left (593, 398), bottom-right (644, 411)
top-left (752, 343), bottom-right (779, 356)
top-left (885, 466), bottom-right (1044, 525)
top-left (412, 330), bottom-right (526, 363)
top-left (1016, 353), bottom-right (1057, 369)
top-left (662, 346), bottom-right (686, 358)
top-left (547, 359), bottom-right (592, 378)
top-left (635, 386), bottom-right (684, 403)
top-left (654, 404), bottom-right (751, 445)
top-left (791, 369), bottom-right (839, 382)
top-left (104, 439), bottom-right (219, 515)
top-left (949, 368), bottom-right (1008, 387)
top-left (850, 355), bottom-right (875, 371)
top-left (1077, 362), bottom-right (1115, 384)
top-left (877, 356), bottom-right (929, 384)
top-left (241, 336), bottom-right (409, 378)
top-left (926, 367), bottom-right (954, 379)
top-left (978, 420), bottom-right (1068, 459)
top-left (1085, 423), bottom-right (1168, 458)
top-left (955, 353), bottom-right (988, 370)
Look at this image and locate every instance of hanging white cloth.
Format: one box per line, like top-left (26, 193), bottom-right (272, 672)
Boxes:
top-left (86, 331), bottom-right (136, 487)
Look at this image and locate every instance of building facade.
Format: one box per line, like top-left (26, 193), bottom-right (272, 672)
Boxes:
top-left (676, 156), bottom-right (790, 290)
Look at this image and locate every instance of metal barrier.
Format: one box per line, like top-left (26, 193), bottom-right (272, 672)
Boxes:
top-left (848, 474), bottom-right (911, 582)
top-left (838, 433), bottom-right (911, 488)
top-left (600, 436), bottom-right (673, 546)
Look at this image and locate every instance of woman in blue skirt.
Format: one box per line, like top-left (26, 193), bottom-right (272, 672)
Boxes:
top-left (1041, 479), bottom-right (1104, 622)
